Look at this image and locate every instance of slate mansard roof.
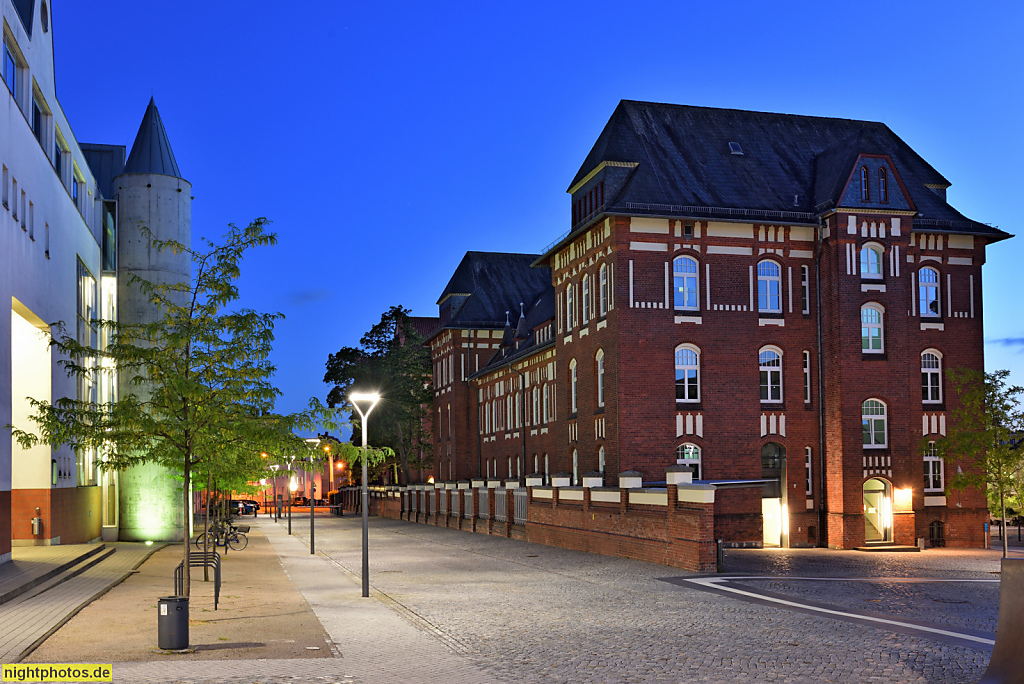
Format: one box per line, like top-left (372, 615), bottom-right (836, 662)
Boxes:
top-left (558, 100), bottom-right (1008, 255)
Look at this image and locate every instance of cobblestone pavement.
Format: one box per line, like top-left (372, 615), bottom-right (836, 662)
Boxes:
top-left (278, 515), bottom-right (997, 683)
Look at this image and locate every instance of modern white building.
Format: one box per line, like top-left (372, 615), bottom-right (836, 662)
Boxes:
top-left (1, 0), bottom-right (190, 561)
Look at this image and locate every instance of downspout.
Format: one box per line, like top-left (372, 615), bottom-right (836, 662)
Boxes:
top-left (815, 218), bottom-right (828, 548)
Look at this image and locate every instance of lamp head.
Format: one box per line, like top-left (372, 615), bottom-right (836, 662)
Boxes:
top-left (349, 392), bottom-right (381, 404)
top-left (269, 464), bottom-right (280, 472)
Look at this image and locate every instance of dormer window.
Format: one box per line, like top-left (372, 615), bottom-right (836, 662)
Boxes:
top-left (878, 167), bottom-right (889, 203)
top-left (860, 166), bottom-right (870, 201)
top-left (729, 142), bottom-right (743, 155)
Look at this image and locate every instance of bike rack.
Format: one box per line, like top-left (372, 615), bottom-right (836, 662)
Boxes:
top-left (174, 551), bottom-right (221, 610)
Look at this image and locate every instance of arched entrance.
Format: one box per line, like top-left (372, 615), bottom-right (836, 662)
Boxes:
top-left (761, 442), bottom-right (786, 547)
top-left (863, 478), bottom-right (893, 544)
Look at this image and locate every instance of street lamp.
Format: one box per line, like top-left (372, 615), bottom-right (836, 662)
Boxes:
top-left (289, 474), bottom-right (297, 535)
top-left (349, 391), bottom-right (380, 598)
top-left (269, 463), bottom-right (280, 521)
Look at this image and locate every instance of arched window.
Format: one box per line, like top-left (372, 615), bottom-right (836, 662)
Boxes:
top-left (569, 359), bottom-right (578, 414)
top-left (922, 350), bottom-right (943, 403)
top-left (878, 167), bottom-right (889, 203)
top-left (544, 454), bottom-right (549, 483)
top-left (860, 166), bottom-right (870, 201)
top-left (924, 441), bottom-right (943, 492)
top-left (757, 261), bottom-right (781, 313)
top-left (859, 243), bottom-right (883, 278)
top-left (759, 347), bottom-right (783, 402)
top-left (673, 256), bottom-right (699, 310)
top-left (566, 283), bottom-right (575, 330)
top-left (595, 349), bottom-right (605, 407)
top-left (674, 344), bottom-right (700, 402)
top-left (532, 387), bottom-right (540, 425)
top-left (919, 267), bottom-right (940, 317)
top-left (533, 454), bottom-right (538, 474)
top-left (862, 399), bottom-right (887, 448)
top-left (598, 446), bottom-right (606, 474)
top-left (861, 304), bottom-right (884, 353)
top-left (599, 263), bottom-right (608, 316)
top-left (675, 443), bottom-right (702, 480)
top-left (582, 275), bottom-right (591, 324)
top-left (542, 383), bottom-right (550, 423)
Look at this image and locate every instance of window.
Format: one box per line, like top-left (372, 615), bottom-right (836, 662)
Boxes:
top-left (544, 454), bottom-right (549, 483)
top-left (860, 166), bottom-right (870, 201)
top-left (924, 441), bottom-right (943, 492)
top-left (919, 268), bottom-right (940, 317)
top-left (800, 265), bottom-right (809, 314)
top-left (569, 359), bottom-right (578, 414)
top-left (922, 351), bottom-right (943, 403)
top-left (32, 98), bottom-right (45, 146)
top-left (673, 256), bottom-right (699, 310)
top-left (759, 348), bottom-right (783, 402)
top-left (805, 447), bottom-right (813, 496)
top-left (861, 399), bottom-right (887, 448)
top-left (802, 350), bottom-right (811, 403)
top-left (599, 263), bottom-right (608, 316)
top-left (598, 446), bottom-right (605, 474)
top-left (859, 244), bottom-right (883, 278)
top-left (542, 384), bottom-right (550, 423)
top-left (595, 349), bottom-right (605, 407)
top-left (3, 34), bottom-right (19, 101)
top-left (675, 345), bottom-right (700, 402)
top-left (879, 167), bottom-right (889, 203)
top-left (2, 165), bottom-right (7, 207)
top-left (861, 304), bottom-right (884, 353)
top-left (566, 283), bottom-right (575, 331)
top-left (514, 391), bottom-right (521, 428)
top-left (675, 443), bottom-right (701, 480)
top-left (77, 259), bottom-right (99, 486)
top-left (582, 275), bottom-right (591, 324)
top-left (757, 261), bottom-right (781, 313)
top-left (572, 450), bottom-right (579, 485)
top-left (532, 387), bottom-right (540, 426)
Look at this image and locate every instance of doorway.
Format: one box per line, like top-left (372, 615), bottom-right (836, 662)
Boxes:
top-left (761, 442), bottom-right (786, 547)
top-left (863, 478), bottom-right (892, 543)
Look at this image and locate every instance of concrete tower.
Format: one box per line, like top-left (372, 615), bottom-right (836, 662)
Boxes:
top-left (113, 99), bottom-right (192, 542)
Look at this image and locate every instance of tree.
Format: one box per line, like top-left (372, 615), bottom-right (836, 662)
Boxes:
top-left (323, 306), bottom-right (433, 483)
top-left (9, 219), bottom-right (322, 595)
top-left (937, 368), bottom-right (1024, 558)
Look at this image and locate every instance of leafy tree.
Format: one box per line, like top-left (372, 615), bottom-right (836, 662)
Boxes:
top-left (324, 306), bottom-right (432, 483)
top-left (937, 368), bottom-right (1024, 558)
top-left (9, 219), bottom-right (326, 595)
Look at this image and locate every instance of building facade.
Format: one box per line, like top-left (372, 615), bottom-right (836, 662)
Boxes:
top-left (2, 0), bottom-right (190, 561)
top-left (425, 101), bottom-right (1010, 550)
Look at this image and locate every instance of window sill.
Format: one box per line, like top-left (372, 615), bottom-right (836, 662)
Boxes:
top-left (758, 311), bottom-right (784, 318)
top-left (863, 445), bottom-right (889, 451)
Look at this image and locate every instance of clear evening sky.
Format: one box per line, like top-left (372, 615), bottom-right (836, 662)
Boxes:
top-left (51, 1), bottom-right (1023, 421)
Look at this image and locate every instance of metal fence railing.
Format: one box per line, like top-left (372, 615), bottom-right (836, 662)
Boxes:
top-left (478, 488), bottom-right (489, 519)
top-left (464, 490), bottom-right (474, 519)
top-left (494, 488), bottom-right (507, 523)
top-left (513, 489), bottom-right (527, 524)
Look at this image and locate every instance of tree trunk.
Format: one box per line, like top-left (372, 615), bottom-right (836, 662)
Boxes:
top-left (203, 468), bottom-right (211, 581)
top-left (182, 462), bottom-right (191, 597)
top-left (1001, 487), bottom-right (1008, 559)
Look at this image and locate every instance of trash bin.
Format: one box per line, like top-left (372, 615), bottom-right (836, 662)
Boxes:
top-left (158, 595), bottom-right (189, 650)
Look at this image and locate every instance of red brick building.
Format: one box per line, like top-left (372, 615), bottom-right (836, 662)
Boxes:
top-left (423, 101), bottom-right (1009, 550)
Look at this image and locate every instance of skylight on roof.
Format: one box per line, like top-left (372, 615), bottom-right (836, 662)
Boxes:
top-left (729, 142), bottom-right (743, 155)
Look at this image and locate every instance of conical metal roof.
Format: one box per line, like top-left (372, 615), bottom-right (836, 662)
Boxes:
top-left (123, 98), bottom-right (183, 178)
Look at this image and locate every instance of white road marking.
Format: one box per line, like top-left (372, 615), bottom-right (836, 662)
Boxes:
top-left (686, 577), bottom-right (996, 646)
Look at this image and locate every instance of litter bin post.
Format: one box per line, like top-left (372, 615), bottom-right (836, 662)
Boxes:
top-left (158, 595), bottom-right (189, 650)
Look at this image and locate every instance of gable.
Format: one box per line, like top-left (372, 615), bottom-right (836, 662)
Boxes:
top-left (838, 154), bottom-right (913, 211)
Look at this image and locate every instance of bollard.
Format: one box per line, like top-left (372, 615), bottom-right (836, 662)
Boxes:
top-left (980, 558), bottom-right (1024, 684)
top-left (716, 539), bottom-right (725, 573)
top-left (157, 596), bottom-right (189, 650)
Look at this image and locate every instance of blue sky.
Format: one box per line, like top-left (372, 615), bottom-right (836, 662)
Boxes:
top-left (51, 1), bottom-right (1023, 418)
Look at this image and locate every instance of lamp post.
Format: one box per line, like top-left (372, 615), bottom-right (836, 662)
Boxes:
top-left (269, 463), bottom-right (280, 521)
top-left (310, 479), bottom-right (316, 554)
top-left (349, 391), bottom-right (380, 598)
top-left (289, 473), bottom-right (296, 535)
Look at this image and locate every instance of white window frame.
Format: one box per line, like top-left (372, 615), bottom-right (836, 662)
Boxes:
top-left (582, 275), bottom-right (591, 325)
top-left (800, 265), bottom-right (809, 315)
top-left (673, 256), bottom-right (699, 311)
top-left (675, 443), bottom-right (701, 480)
top-left (924, 441), bottom-right (944, 493)
top-left (569, 359), bottom-right (578, 414)
top-left (802, 350), bottom-right (811, 404)
top-left (919, 267), bottom-right (940, 317)
top-left (861, 399), bottom-right (888, 448)
top-left (674, 344), bottom-right (700, 403)
top-left (922, 350), bottom-right (943, 404)
top-left (595, 349), bottom-right (605, 407)
top-left (572, 449), bottom-right (579, 485)
top-left (532, 387), bottom-right (540, 425)
top-left (542, 383), bottom-right (550, 424)
top-left (599, 263), bottom-right (608, 316)
top-left (759, 346), bottom-right (783, 403)
top-left (859, 243), bottom-right (884, 279)
top-left (861, 303), bottom-right (884, 353)
top-left (805, 447), bottom-right (813, 496)
top-left (757, 260), bottom-right (782, 313)
top-left (566, 283), bottom-right (575, 330)
top-left (598, 446), bottom-right (605, 474)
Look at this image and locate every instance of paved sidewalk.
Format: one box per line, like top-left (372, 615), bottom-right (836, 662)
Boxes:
top-left (110, 519), bottom-right (500, 683)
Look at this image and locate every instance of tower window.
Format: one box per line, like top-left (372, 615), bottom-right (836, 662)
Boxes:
top-left (879, 167), bottom-right (889, 203)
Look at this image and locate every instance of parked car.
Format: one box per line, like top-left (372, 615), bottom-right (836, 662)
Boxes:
top-left (292, 496), bottom-right (310, 506)
top-left (233, 499), bottom-right (260, 515)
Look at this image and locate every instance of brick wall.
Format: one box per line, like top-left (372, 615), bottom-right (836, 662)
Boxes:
top-left (11, 486), bottom-right (100, 545)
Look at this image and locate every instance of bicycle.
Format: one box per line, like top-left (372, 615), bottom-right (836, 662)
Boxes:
top-left (194, 522), bottom-right (248, 551)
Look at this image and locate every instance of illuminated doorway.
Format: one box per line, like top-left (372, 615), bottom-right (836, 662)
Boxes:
top-left (863, 478), bottom-right (893, 543)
